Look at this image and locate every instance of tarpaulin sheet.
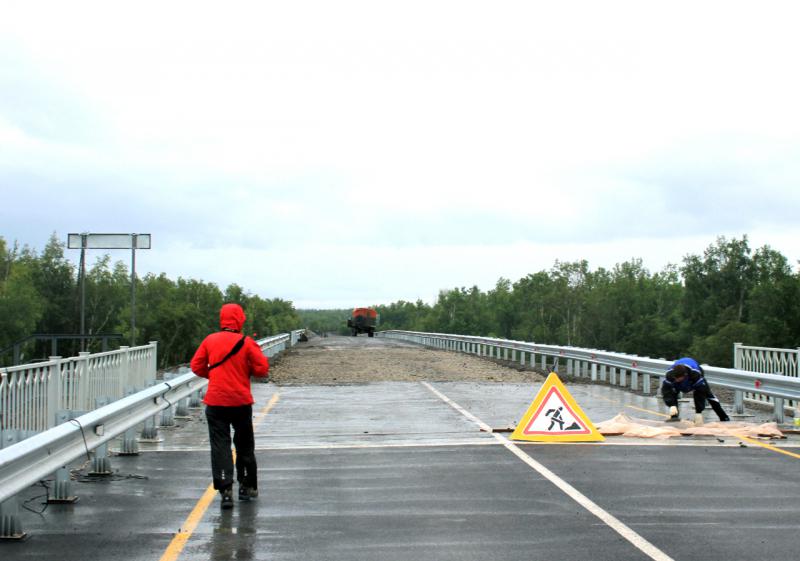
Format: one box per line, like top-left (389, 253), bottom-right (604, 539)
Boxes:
top-left (595, 413), bottom-right (785, 439)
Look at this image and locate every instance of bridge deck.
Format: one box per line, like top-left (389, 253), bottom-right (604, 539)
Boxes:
top-left (5, 379), bottom-right (799, 561)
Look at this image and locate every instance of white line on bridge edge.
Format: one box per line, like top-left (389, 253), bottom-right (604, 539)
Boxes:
top-left (421, 381), bottom-right (676, 561)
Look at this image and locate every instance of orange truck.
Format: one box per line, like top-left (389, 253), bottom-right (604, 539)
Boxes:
top-left (347, 308), bottom-right (378, 337)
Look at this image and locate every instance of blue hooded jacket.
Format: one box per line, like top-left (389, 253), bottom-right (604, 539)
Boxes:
top-left (663, 357), bottom-right (708, 393)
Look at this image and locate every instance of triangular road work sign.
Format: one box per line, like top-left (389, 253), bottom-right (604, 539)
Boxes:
top-left (510, 372), bottom-right (604, 442)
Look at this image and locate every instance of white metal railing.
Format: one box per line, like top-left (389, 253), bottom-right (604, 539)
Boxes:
top-left (379, 330), bottom-right (800, 423)
top-left (0, 328), bottom-right (306, 440)
top-left (734, 342), bottom-right (799, 409)
top-left (0, 343), bottom-right (158, 437)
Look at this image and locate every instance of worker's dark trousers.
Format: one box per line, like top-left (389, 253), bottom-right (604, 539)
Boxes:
top-left (662, 381), bottom-right (730, 421)
top-left (205, 404), bottom-right (258, 491)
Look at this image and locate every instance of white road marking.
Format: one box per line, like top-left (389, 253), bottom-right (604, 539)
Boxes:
top-left (422, 381), bottom-right (676, 561)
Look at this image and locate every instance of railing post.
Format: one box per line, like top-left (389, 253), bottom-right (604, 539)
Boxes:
top-left (643, 373), bottom-right (651, 394)
top-left (76, 351), bottom-right (91, 412)
top-left (46, 356), bottom-right (62, 430)
top-left (733, 342), bottom-right (742, 370)
top-left (591, 363), bottom-right (597, 382)
top-left (119, 345), bottom-right (131, 392)
top-left (630, 370), bottom-right (639, 391)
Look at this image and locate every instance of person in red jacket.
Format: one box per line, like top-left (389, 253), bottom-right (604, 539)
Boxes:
top-left (191, 303), bottom-right (269, 509)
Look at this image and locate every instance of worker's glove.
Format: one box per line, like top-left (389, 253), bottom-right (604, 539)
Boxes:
top-left (668, 406), bottom-right (678, 418)
top-left (694, 413), bottom-right (704, 426)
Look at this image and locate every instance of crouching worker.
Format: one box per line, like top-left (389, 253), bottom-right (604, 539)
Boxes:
top-left (191, 303), bottom-right (269, 509)
top-left (662, 357), bottom-right (730, 424)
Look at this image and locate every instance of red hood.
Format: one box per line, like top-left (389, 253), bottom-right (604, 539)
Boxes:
top-left (220, 303), bottom-right (246, 331)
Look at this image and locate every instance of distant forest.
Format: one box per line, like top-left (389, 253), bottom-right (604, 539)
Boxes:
top-left (0, 234), bottom-right (301, 367)
top-left (300, 236), bottom-right (800, 368)
top-left (2, 234), bottom-right (798, 370)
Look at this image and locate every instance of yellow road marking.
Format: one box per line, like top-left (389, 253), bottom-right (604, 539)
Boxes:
top-left (625, 404), bottom-right (669, 418)
top-left (159, 392), bottom-right (280, 561)
top-left (736, 434), bottom-right (800, 460)
top-left (591, 394), bottom-right (668, 418)
top-left (159, 485), bottom-right (218, 561)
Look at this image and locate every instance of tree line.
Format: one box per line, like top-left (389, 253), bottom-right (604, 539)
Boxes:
top-left (301, 236), bottom-right (800, 368)
top-left (4, 234), bottom-right (798, 370)
top-left (0, 234), bottom-right (302, 368)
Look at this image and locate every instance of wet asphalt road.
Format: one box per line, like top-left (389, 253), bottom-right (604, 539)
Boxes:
top-left (4, 336), bottom-right (799, 561)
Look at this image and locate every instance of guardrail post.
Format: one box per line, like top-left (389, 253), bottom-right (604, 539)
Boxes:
top-left (619, 369), bottom-right (627, 387)
top-left (591, 363), bottom-right (597, 382)
top-left (599, 364), bottom-right (607, 382)
top-left (139, 381), bottom-right (162, 442)
top-left (48, 410), bottom-right (80, 503)
top-left (643, 373), bottom-right (651, 394)
top-left (89, 397), bottom-right (113, 476)
top-left (630, 370), bottom-right (639, 391)
top-left (189, 389), bottom-right (203, 408)
top-left (610, 367), bottom-right (617, 385)
top-left (175, 396), bottom-right (190, 418)
top-left (734, 390), bottom-right (744, 414)
top-left (773, 398), bottom-right (785, 424)
top-left (541, 354), bottom-right (547, 370)
top-left (0, 496), bottom-right (26, 540)
top-left (566, 360), bottom-right (573, 376)
top-left (118, 387), bottom-right (140, 456)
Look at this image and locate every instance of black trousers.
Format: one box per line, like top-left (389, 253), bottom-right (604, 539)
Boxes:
top-left (205, 404), bottom-right (258, 491)
top-left (662, 380), bottom-right (730, 421)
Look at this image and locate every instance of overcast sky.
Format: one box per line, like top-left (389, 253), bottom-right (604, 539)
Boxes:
top-left (2, 1), bottom-right (799, 309)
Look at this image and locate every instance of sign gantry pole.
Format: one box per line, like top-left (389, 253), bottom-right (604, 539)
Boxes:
top-left (68, 233), bottom-right (151, 348)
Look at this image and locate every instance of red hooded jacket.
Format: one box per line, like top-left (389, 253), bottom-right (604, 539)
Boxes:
top-left (190, 303), bottom-right (269, 406)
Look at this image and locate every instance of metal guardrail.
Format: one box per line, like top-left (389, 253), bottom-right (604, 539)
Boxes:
top-left (379, 330), bottom-right (800, 423)
top-left (0, 372), bottom-right (204, 505)
top-left (0, 328), bottom-right (306, 538)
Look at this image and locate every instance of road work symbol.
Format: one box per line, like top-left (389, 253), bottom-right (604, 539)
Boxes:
top-left (510, 372), bottom-right (604, 442)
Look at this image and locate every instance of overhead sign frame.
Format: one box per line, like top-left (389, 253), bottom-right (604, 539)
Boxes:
top-left (67, 233), bottom-right (151, 347)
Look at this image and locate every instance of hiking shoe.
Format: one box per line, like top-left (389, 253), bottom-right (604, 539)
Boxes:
top-left (239, 486), bottom-right (258, 501)
top-left (220, 488), bottom-right (234, 509)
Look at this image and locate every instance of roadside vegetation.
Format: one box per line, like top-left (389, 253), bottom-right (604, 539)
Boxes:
top-left (301, 236), bottom-right (800, 368)
top-left (3, 234), bottom-right (797, 369)
top-left (0, 234), bottom-right (301, 367)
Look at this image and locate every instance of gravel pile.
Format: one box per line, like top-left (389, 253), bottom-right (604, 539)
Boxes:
top-left (267, 336), bottom-right (546, 385)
